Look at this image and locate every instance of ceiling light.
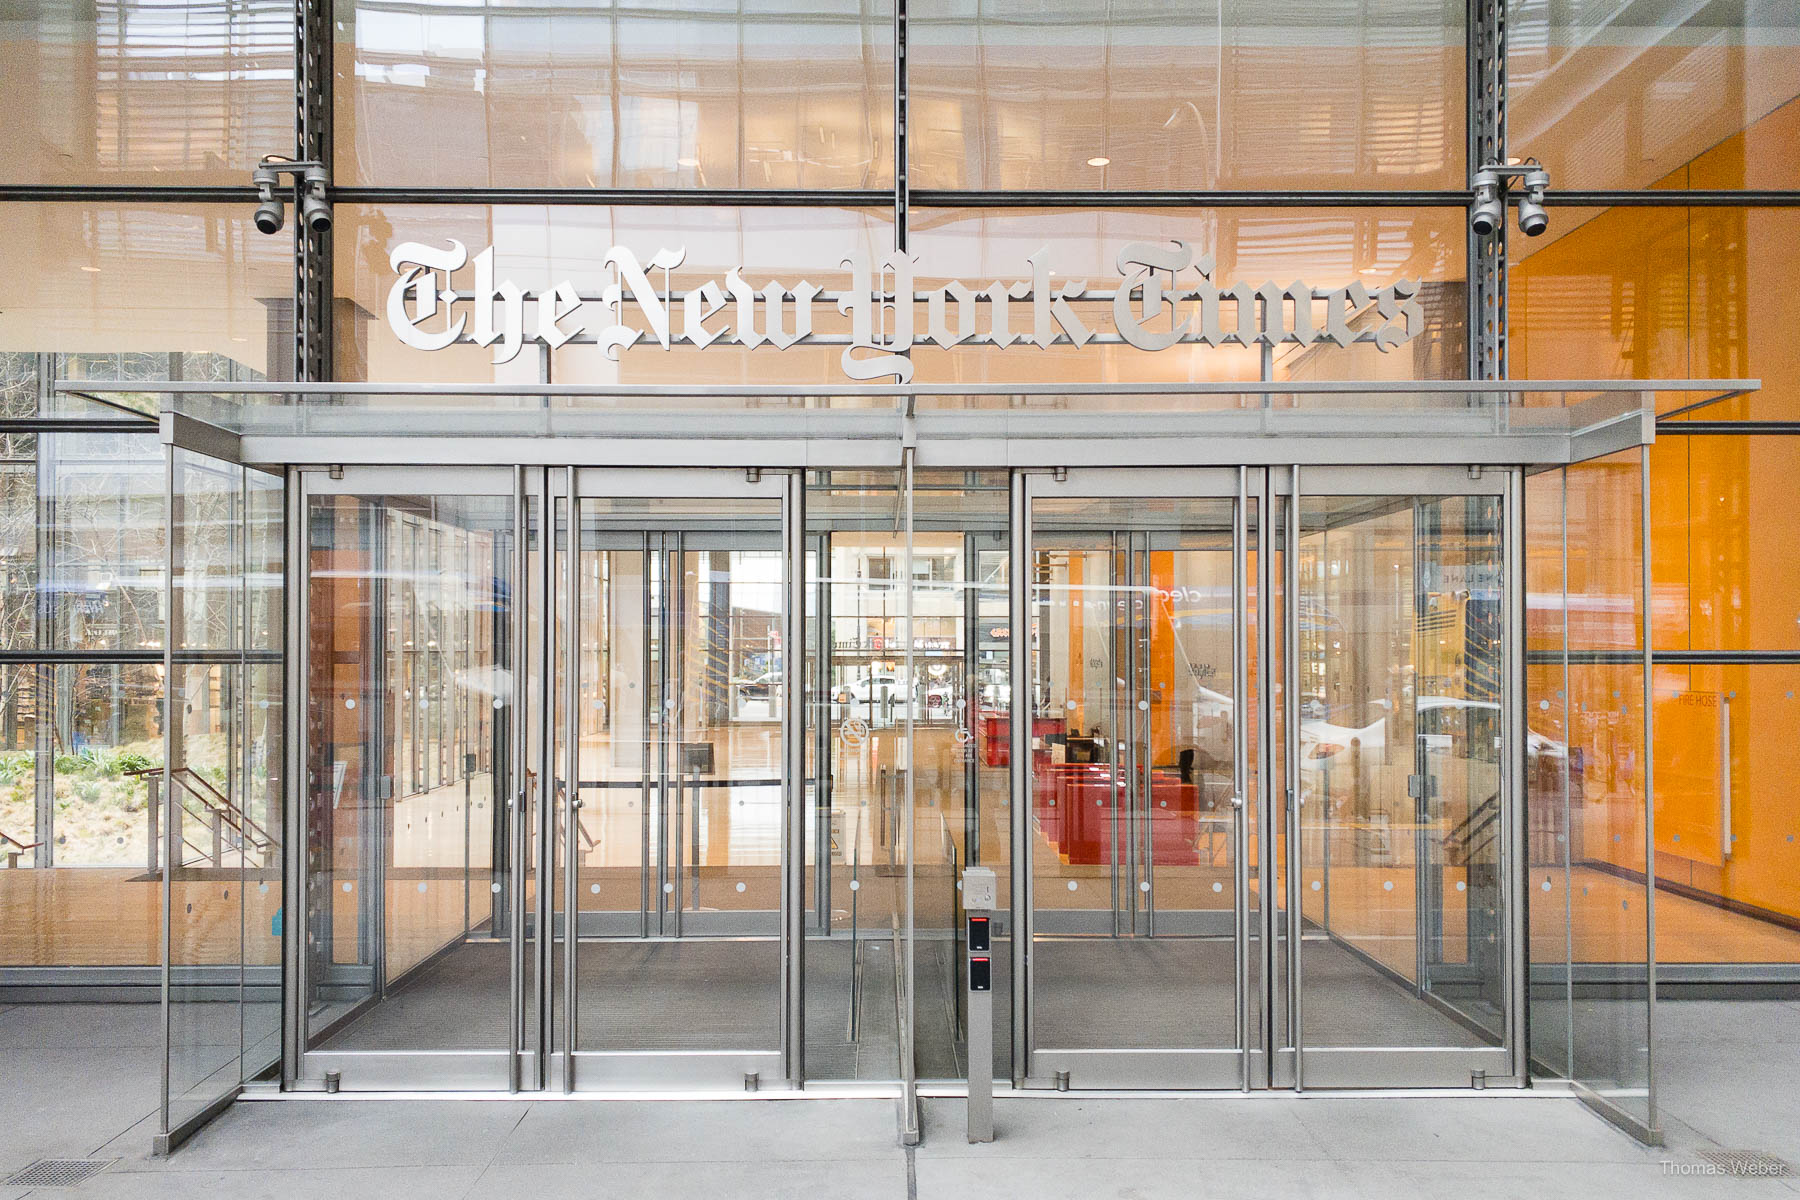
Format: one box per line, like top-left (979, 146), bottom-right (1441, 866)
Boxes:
top-left (79, 265), bottom-right (101, 273)
top-left (1087, 156), bottom-right (1110, 167)
top-left (677, 156), bottom-right (699, 167)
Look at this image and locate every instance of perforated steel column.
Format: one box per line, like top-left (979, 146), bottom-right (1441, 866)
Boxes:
top-left (1468, 0), bottom-right (1507, 381)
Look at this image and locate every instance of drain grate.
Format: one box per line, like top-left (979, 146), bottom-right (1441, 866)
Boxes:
top-left (1696, 1149), bottom-right (1792, 1177)
top-left (3, 1158), bottom-right (117, 1188)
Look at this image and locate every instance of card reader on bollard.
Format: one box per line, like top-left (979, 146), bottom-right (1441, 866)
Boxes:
top-left (962, 865), bottom-right (998, 1143)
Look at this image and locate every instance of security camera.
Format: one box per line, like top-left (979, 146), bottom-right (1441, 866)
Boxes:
top-left (254, 191), bottom-right (285, 235)
top-left (251, 163), bottom-right (285, 234)
top-left (250, 157), bottom-right (330, 235)
top-left (1470, 161), bottom-right (1551, 238)
top-left (1469, 171), bottom-right (1504, 237)
top-left (1517, 167), bottom-right (1550, 237)
top-left (301, 165), bottom-right (332, 233)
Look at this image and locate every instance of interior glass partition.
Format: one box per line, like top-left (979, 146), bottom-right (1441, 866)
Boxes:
top-left (1026, 486), bottom-right (1254, 1088)
top-left (297, 469), bottom-right (526, 1089)
top-left (1524, 450), bottom-right (1657, 1136)
top-left (162, 445), bottom-right (283, 1144)
top-left (558, 479), bottom-right (788, 1087)
top-left (1292, 487), bottom-right (1510, 1080)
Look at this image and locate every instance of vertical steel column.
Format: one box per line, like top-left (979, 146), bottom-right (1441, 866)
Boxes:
top-left (963, 530), bottom-right (981, 866)
top-left (893, 0), bottom-right (908, 256)
top-left (1255, 474), bottom-right (1275, 1077)
top-left (1639, 448), bottom-right (1659, 1132)
top-left (1284, 466), bottom-right (1303, 1090)
top-left (562, 468), bottom-right (580, 1092)
top-left (534, 470), bottom-right (555, 1089)
top-left (813, 530), bottom-right (833, 935)
top-left (899, 448), bottom-right (919, 1145)
top-left (158, 444), bottom-right (177, 1136)
top-left (1468, 0), bottom-right (1508, 382)
top-left (282, 470), bottom-right (306, 1088)
top-left (640, 531), bottom-right (654, 938)
top-left (507, 467), bottom-right (527, 1093)
top-left (1505, 469), bottom-right (1528, 1081)
top-left (1008, 472), bottom-right (1032, 1086)
top-left (783, 471), bottom-right (808, 1085)
top-left (1138, 533), bottom-right (1155, 935)
top-left (295, 0), bottom-right (332, 382)
top-left (1232, 467), bottom-right (1251, 1091)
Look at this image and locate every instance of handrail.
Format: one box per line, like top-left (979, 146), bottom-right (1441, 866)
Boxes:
top-left (2, 827), bottom-right (42, 868)
top-left (1443, 789), bottom-right (1503, 867)
top-left (129, 765), bottom-right (275, 869)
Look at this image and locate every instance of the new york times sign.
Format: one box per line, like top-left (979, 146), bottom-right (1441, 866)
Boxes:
top-left (387, 239), bottom-right (1423, 383)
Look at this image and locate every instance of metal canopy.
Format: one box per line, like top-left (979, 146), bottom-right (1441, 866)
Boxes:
top-left (55, 378), bottom-right (1757, 470)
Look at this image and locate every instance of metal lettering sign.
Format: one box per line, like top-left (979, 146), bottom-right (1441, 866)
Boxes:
top-left (387, 240), bottom-right (1423, 383)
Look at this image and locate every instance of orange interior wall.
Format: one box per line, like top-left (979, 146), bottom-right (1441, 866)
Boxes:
top-left (1512, 98), bottom-right (1800, 937)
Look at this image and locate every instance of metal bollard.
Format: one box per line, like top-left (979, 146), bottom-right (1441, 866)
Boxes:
top-left (962, 866), bottom-right (998, 1143)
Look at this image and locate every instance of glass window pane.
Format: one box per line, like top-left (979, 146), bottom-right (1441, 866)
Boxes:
top-left (0, 205), bottom-right (296, 391)
top-left (912, 0), bottom-right (1465, 191)
top-left (335, 0), bottom-right (895, 189)
top-left (1512, 207), bottom-right (1800, 422)
top-left (1651, 663), bottom-right (1800, 966)
top-left (333, 204), bottom-right (894, 384)
top-left (913, 208), bottom-right (1468, 383)
top-left (1509, 4), bottom-right (1800, 190)
top-left (0, 0), bottom-right (295, 185)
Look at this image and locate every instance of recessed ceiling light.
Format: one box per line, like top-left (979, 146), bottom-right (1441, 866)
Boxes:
top-left (1087, 156), bottom-right (1110, 167)
top-left (79, 265), bottom-right (101, 273)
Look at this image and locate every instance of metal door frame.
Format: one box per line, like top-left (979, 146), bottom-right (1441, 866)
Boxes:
top-left (1013, 467), bottom-right (1259, 1090)
top-left (1269, 464), bottom-right (1523, 1091)
top-left (1013, 465), bottom-right (1526, 1092)
top-left (288, 464), bottom-right (529, 1092)
top-left (553, 467), bottom-right (802, 1092)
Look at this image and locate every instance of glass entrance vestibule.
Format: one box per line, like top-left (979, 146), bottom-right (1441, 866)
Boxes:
top-left (118, 377), bottom-right (1718, 1141)
top-left (286, 459), bottom-right (1524, 1094)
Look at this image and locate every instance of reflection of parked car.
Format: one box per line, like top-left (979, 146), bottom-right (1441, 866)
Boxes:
top-left (735, 671), bottom-right (781, 700)
top-left (831, 673), bottom-right (954, 719)
top-left (1299, 696), bottom-right (1567, 769)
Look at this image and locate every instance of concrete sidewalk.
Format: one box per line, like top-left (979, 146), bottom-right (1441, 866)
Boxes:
top-left (2, 1001), bottom-right (1795, 1199)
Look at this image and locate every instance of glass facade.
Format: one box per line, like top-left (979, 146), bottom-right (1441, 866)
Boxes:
top-left (0, 0), bottom-right (1796, 1153)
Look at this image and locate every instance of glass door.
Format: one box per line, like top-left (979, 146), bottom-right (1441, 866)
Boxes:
top-left (557, 470), bottom-right (795, 1089)
top-left (1284, 468), bottom-right (1516, 1089)
top-left (296, 466), bottom-right (528, 1091)
top-left (1021, 470), bottom-right (1257, 1089)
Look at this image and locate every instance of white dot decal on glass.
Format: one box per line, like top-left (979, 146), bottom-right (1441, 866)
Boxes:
top-left (491, 882), bottom-right (501, 893)
top-left (663, 882), bottom-right (674, 893)
top-left (417, 882), bottom-right (428, 894)
top-left (1310, 880), bottom-right (1321, 891)
top-left (1543, 879), bottom-right (1554, 892)
top-left (342, 881), bottom-right (353, 893)
top-left (1159, 800), bottom-right (1167, 808)
top-left (344, 698), bottom-right (356, 710)
top-left (591, 884), bottom-right (601, 895)
top-left (1066, 701), bottom-right (1076, 710)
top-left (1137, 700), bottom-right (1148, 711)
top-left (1139, 881), bottom-right (1150, 893)
top-left (849, 880), bottom-right (861, 891)
top-left (493, 698), bottom-right (504, 709)
top-left (1067, 880), bottom-right (1079, 892)
top-left (1382, 880), bottom-right (1394, 891)
top-left (1456, 881), bottom-right (1467, 892)
top-left (1539, 700), bottom-right (1550, 711)
top-left (1212, 882), bottom-right (1223, 893)
top-left (259, 883), bottom-right (269, 894)
top-left (735, 882), bottom-right (747, 893)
